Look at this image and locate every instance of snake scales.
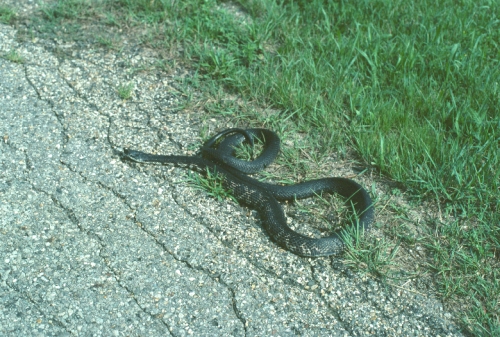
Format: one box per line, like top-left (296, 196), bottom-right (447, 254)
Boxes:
top-left (122, 128), bottom-right (374, 257)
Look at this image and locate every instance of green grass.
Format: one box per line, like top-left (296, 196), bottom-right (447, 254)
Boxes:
top-left (186, 168), bottom-right (237, 203)
top-left (2, 50), bottom-right (24, 64)
top-left (117, 82), bottom-right (134, 100)
top-left (0, 5), bottom-right (15, 24)
top-left (7, 0), bottom-right (499, 335)
top-left (342, 221), bottom-right (401, 281)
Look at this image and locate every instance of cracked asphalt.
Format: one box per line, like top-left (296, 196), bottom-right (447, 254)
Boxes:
top-left (0, 21), bottom-right (465, 337)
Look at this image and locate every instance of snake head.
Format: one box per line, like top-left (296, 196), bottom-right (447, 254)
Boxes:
top-left (121, 148), bottom-right (149, 163)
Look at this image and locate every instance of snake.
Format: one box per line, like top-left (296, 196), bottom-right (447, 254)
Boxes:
top-left (122, 128), bottom-right (374, 257)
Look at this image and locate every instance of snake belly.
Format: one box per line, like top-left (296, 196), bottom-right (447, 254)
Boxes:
top-left (122, 128), bottom-right (374, 257)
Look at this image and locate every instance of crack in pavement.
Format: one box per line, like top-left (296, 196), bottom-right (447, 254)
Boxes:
top-left (42, 52), bottom-right (249, 331)
top-left (3, 280), bottom-right (73, 335)
top-left (94, 174), bottom-right (249, 336)
top-left (28, 165), bottom-right (176, 335)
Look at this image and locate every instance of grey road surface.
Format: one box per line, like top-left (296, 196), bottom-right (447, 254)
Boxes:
top-left (0, 22), bottom-right (463, 337)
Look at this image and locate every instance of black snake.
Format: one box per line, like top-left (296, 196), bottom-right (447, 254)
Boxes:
top-left (122, 128), bottom-right (374, 257)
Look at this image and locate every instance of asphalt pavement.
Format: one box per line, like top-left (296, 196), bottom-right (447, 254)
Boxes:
top-left (0, 20), bottom-right (464, 337)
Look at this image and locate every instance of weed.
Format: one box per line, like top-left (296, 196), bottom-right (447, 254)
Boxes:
top-left (41, 0), bottom-right (94, 21)
top-left (186, 168), bottom-right (236, 203)
top-left (97, 36), bottom-right (113, 48)
top-left (117, 83), bottom-right (133, 100)
top-left (0, 5), bottom-right (15, 24)
top-left (3, 50), bottom-right (24, 64)
top-left (342, 224), bottom-right (401, 280)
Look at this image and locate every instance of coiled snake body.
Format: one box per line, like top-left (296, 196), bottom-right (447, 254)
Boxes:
top-left (122, 128), bottom-right (374, 257)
